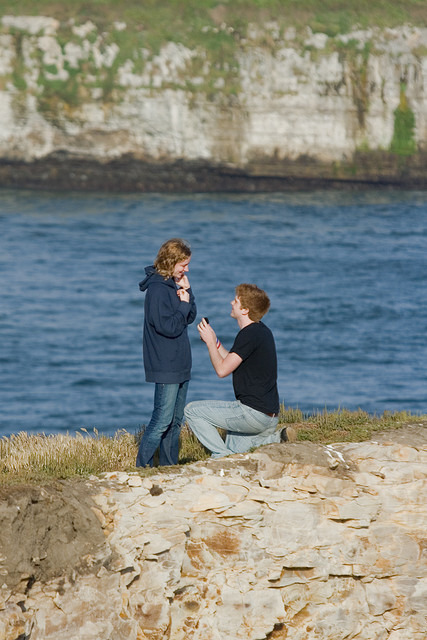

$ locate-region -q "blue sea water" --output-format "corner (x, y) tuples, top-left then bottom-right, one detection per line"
(0, 188), (426, 437)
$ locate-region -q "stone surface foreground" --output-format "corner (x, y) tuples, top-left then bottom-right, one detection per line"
(1, 434), (427, 639)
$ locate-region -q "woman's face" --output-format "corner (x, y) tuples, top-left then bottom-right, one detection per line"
(172, 257), (191, 280)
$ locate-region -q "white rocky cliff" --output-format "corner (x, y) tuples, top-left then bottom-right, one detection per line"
(0, 16), (427, 189)
(0, 427), (426, 639)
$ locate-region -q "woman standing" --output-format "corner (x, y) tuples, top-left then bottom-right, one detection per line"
(136, 238), (197, 467)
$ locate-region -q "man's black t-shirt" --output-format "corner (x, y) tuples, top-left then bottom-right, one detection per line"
(230, 321), (279, 415)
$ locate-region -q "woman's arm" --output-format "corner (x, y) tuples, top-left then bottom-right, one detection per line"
(176, 275), (197, 324)
(148, 285), (192, 337)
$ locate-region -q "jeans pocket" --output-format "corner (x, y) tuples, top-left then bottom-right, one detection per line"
(242, 406), (272, 430)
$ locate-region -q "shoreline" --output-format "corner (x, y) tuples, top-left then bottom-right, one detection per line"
(2, 153), (427, 193)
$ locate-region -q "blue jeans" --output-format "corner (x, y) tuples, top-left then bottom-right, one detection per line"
(184, 399), (280, 458)
(136, 381), (189, 467)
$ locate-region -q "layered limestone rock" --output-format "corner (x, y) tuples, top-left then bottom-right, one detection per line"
(0, 16), (427, 188)
(0, 429), (426, 639)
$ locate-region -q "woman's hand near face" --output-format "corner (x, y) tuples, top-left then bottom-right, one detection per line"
(175, 273), (190, 302)
(175, 274), (190, 290)
(177, 287), (190, 303)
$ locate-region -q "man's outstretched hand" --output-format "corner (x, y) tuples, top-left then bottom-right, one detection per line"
(197, 317), (216, 347)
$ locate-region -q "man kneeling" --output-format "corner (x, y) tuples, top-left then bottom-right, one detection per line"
(184, 284), (285, 458)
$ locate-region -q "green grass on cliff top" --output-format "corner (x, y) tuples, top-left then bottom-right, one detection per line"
(1, 408), (426, 485)
(2, 0), (427, 37)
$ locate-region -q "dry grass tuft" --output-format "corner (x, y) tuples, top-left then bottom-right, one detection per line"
(1, 407), (425, 484)
(278, 406), (425, 443)
(179, 424), (210, 464)
(0, 429), (138, 483)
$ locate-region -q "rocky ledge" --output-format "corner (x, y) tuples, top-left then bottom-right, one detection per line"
(1, 425), (427, 639)
(2, 151), (427, 193)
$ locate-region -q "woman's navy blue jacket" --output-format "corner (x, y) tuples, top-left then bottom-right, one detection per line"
(139, 266), (197, 383)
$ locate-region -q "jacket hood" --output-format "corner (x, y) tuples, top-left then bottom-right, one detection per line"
(139, 265), (175, 292)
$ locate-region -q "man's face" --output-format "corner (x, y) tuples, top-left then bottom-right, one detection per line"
(230, 295), (243, 319)
(173, 258), (191, 280)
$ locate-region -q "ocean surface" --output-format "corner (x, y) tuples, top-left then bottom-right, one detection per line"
(1, 188), (426, 437)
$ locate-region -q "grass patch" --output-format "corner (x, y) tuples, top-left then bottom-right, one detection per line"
(0, 428), (138, 484)
(179, 424), (211, 464)
(1, 408), (425, 485)
(390, 84), (417, 155)
(279, 406), (424, 443)
(2, 1), (427, 42)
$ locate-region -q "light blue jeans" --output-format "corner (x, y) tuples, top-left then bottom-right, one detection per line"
(184, 399), (280, 458)
(136, 381), (189, 467)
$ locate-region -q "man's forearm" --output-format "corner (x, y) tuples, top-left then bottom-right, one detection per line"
(206, 340), (225, 376)
(217, 342), (229, 359)
(206, 340), (242, 378)
(198, 318), (241, 377)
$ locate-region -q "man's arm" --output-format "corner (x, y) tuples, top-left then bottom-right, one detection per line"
(206, 343), (242, 378)
(198, 318), (242, 378)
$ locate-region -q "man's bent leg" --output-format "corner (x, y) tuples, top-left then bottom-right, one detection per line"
(225, 404), (280, 455)
(184, 400), (248, 458)
(184, 400), (277, 458)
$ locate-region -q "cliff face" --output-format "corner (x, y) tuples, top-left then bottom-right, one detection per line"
(1, 16), (427, 190)
(1, 427), (427, 639)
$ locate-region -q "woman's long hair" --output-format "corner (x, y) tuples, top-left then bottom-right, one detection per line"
(154, 238), (191, 278)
